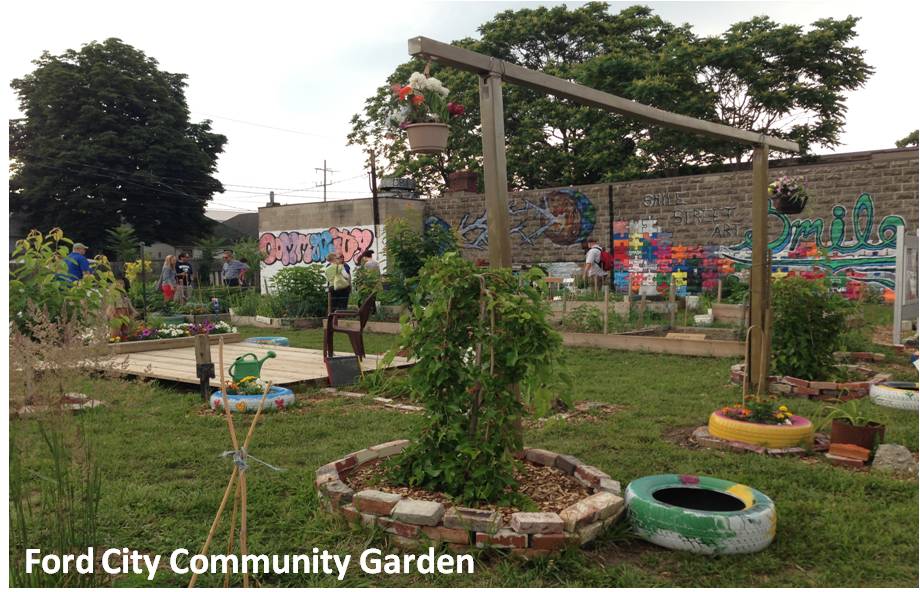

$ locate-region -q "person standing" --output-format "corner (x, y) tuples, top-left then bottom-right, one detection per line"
(359, 249), (380, 272)
(221, 249), (249, 288)
(582, 238), (607, 296)
(324, 252), (352, 311)
(63, 242), (93, 282)
(175, 252), (194, 303)
(156, 255), (178, 302)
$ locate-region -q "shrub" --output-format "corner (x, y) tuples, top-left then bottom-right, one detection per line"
(384, 217), (457, 307)
(270, 265), (326, 317)
(563, 304), (604, 333)
(771, 276), (850, 380)
(386, 253), (565, 504)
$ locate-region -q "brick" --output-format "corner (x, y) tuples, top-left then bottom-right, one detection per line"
(509, 512), (564, 534)
(315, 472), (338, 489)
(559, 492), (622, 532)
(524, 448), (559, 467)
(829, 443), (871, 461)
(574, 465), (609, 488)
(354, 448), (378, 464)
(354, 489), (402, 515)
(316, 462), (338, 477)
(792, 385), (820, 397)
(319, 480), (354, 507)
(368, 439), (410, 458)
(360, 513), (377, 528)
(511, 548), (551, 559)
(475, 528), (527, 549)
(554, 454), (584, 474)
(391, 499), (445, 526)
(443, 507), (501, 532)
(378, 517), (421, 537)
(870, 373), (893, 384)
(388, 534), (423, 549)
(512, 449), (527, 460)
(729, 441), (766, 454)
(340, 504), (360, 524)
(333, 455), (357, 473)
(421, 526), (470, 544)
(574, 520), (605, 545)
(768, 382), (793, 394)
(783, 376), (809, 388)
(531, 533), (570, 550)
(825, 453), (865, 468)
(810, 381), (839, 391)
(596, 478), (622, 496)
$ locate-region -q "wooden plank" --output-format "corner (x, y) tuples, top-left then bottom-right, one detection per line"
(479, 72), (513, 267)
(561, 332), (743, 358)
(408, 37), (799, 152)
(108, 332), (243, 354)
(749, 145), (769, 390)
(665, 333), (708, 341)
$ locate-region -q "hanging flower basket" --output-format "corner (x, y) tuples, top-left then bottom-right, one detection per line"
(768, 175), (809, 215)
(775, 194), (808, 215)
(405, 122), (450, 153)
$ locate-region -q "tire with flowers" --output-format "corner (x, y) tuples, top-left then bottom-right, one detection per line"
(210, 386), (295, 413)
(708, 408), (813, 448)
(869, 382), (919, 411)
(626, 474), (776, 555)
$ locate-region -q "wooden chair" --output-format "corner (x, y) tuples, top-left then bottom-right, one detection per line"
(323, 293), (376, 360)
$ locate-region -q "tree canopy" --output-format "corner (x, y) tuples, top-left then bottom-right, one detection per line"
(10, 38), (227, 245)
(348, 3), (872, 194)
(895, 130), (918, 148)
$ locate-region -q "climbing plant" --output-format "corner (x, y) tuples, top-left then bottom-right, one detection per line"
(386, 252), (565, 504)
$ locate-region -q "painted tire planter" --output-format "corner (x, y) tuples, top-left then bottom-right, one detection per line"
(708, 410), (813, 448)
(244, 336), (290, 347)
(210, 386), (295, 413)
(626, 474), (775, 555)
(869, 382), (919, 411)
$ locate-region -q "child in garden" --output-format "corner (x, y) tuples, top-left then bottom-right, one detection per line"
(156, 255), (178, 302)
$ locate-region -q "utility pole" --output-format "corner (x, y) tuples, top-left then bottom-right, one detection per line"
(315, 160), (337, 202)
(369, 150), (380, 256)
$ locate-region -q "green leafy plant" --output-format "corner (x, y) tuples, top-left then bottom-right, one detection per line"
(353, 266), (383, 307)
(817, 399), (884, 430)
(384, 217), (458, 307)
(771, 276), (850, 380)
(385, 253), (566, 504)
(10, 228), (119, 333)
(563, 304), (604, 333)
(195, 236), (228, 285)
(104, 223), (139, 263)
(270, 265), (326, 318)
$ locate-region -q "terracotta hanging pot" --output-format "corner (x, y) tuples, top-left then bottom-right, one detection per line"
(774, 194), (808, 215)
(405, 123), (449, 154)
(829, 419), (885, 450)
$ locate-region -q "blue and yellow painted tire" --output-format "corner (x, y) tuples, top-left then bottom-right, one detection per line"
(626, 474), (776, 555)
(244, 336), (290, 347)
(708, 411), (813, 448)
(210, 386), (295, 413)
(869, 382), (919, 411)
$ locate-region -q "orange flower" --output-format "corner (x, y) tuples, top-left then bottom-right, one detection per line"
(398, 86), (413, 100)
(411, 94), (424, 106)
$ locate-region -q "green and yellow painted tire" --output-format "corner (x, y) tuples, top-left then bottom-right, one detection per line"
(626, 474), (775, 555)
(869, 382), (919, 411)
(708, 411), (813, 448)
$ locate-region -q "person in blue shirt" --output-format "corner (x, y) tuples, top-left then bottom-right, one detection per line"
(64, 242), (93, 282)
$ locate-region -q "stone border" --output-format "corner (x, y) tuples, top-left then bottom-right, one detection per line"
(729, 362), (891, 400)
(314, 442), (625, 557)
(691, 425), (830, 456)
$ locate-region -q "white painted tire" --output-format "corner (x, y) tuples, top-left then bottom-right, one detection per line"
(869, 382), (919, 411)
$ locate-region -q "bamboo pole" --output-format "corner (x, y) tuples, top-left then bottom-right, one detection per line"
(188, 467), (238, 588)
(603, 285), (610, 335)
(223, 485), (240, 588)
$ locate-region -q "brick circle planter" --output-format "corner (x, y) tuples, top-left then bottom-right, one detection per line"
(729, 360), (890, 401)
(314, 442), (626, 556)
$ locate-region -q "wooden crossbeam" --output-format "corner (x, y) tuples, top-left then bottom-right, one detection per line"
(408, 36), (800, 152)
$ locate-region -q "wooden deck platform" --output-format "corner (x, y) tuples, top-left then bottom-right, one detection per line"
(104, 341), (412, 387)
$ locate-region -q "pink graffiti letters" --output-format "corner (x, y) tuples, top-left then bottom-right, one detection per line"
(259, 227), (374, 266)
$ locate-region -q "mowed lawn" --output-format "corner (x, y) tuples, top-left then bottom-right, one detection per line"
(10, 326), (918, 587)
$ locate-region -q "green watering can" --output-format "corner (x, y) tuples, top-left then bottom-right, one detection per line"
(229, 351), (277, 383)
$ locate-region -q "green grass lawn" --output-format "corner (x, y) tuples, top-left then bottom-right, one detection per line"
(9, 326), (918, 587)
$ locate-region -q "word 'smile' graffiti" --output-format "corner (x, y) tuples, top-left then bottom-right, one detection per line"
(259, 227), (374, 266)
(428, 189), (597, 249)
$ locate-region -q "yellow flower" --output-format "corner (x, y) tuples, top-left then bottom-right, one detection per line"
(778, 405), (788, 412)
(239, 376), (256, 383)
(235, 402), (247, 412)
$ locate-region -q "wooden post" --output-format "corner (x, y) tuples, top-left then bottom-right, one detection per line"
(479, 72), (512, 268)
(717, 279), (723, 303)
(639, 294), (646, 329)
(603, 284), (610, 335)
(749, 145), (770, 391)
(194, 334), (213, 402)
(668, 277), (676, 328)
(561, 286), (567, 325)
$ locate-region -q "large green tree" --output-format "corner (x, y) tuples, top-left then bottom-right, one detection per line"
(348, 3), (871, 192)
(10, 38), (227, 245)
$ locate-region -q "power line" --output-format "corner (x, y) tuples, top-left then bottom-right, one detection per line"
(194, 113), (336, 139)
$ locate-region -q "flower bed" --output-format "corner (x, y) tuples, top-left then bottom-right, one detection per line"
(729, 362), (891, 400)
(708, 408), (814, 448)
(315, 443), (625, 556)
(110, 320), (236, 343)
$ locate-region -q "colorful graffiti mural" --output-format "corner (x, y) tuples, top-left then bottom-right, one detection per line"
(613, 193), (906, 297)
(432, 189), (596, 250)
(259, 227), (374, 267)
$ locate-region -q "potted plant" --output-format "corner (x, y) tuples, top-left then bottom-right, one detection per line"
(818, 399), (886, 450)
(708, 398), (814, 448)
(768, 175), (809, 215)
(387, 71), (464, 153)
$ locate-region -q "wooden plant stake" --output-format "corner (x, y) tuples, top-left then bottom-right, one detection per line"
(189, 337), (272, 589)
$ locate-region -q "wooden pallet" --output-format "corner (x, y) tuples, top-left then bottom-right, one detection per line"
(104, 341), (411, 387)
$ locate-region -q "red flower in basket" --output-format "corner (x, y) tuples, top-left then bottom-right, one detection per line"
(447, 102), (465, 117)
(411, 94), (425, 106)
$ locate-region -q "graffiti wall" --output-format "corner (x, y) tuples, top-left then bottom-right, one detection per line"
(258, 225), (383, 290)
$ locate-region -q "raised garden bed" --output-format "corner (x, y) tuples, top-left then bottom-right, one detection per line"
(315, 442), (625, 556)
(729, 361), (891, 400)
(229, 310), (323, 329)
(185, 313), (231, 324)
(107, 332), (243, 354)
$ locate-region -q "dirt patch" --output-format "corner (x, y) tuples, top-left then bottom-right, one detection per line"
(525, 401), (626, 429)
(661, 425), (701, 449)
(343, 458), (592, 524)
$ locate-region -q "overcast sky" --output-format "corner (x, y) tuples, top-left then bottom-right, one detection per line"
(5, 1), (918, 214)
